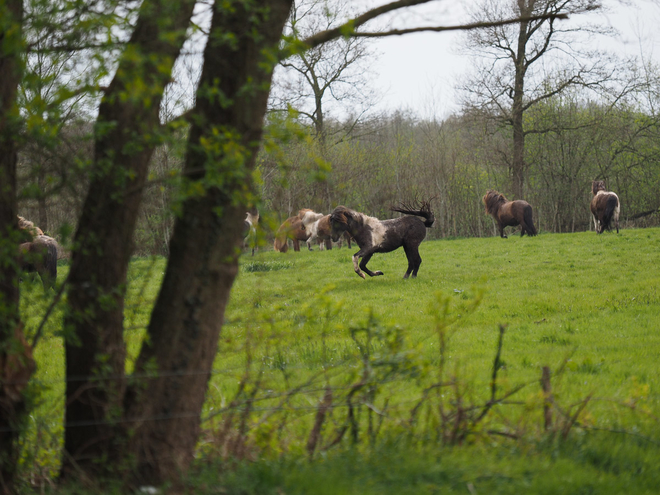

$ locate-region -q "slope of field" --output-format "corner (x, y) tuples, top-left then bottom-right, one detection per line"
(227, 228), (660, 401)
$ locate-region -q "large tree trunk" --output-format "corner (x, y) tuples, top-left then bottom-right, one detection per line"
(61, 0), (196, 476)
(122, 0), (293, 485)
(0, 1), (33, 491)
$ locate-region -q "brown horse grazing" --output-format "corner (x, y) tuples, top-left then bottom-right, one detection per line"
(19, 235), (58, 290)
(590, 180), (620, 234)
(329, 201), (435, 279)
(482, 190), (537, 238)
(273, 215), (309, 253)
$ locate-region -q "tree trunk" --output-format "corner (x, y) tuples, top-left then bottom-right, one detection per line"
(122, 0), (293, 485)
(0, 1), (33, 491)
(61, 0), (196, 477)
(511, 1), (531, 199)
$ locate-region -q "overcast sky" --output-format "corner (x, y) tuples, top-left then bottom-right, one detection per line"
(364, 0), (660, 119)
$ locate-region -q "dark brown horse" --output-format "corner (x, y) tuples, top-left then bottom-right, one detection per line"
(273, 213), (309, 253)
(590, 180), (620, 234)
(329, 201), (435, 279)
(482, 190), (537, 238)
(19, 235), (58, 290)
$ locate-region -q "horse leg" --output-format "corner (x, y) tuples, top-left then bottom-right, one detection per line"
(498, 222), (507, 239)
(615, 210), (619, 233)
(352, 250), (367, 279)
(403, 244), (422, 278)
(358, 249), (383, 277)
(324, 238), (332, 250)
(293, 239), (301, 251)
(344, 232), (352, 249)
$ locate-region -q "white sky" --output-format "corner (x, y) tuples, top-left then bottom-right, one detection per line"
(364, 0), (660, 118)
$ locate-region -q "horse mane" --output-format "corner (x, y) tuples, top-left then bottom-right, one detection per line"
(298, 208), (314, 220)
(300, 209), (324, 227)
(329, 206), (358, 228)
(592, 180), (606, 195)
(482, 190), (508, 215)
(17, 215), (44, 238)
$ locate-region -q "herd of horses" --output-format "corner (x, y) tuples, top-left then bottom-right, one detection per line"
(246, 180), (620, 279)
(14, 180), (619, 289)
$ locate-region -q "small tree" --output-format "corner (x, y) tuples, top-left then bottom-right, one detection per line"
(271, 0), (378, 144)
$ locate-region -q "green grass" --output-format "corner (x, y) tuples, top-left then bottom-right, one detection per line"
(20, 227), (660, 492)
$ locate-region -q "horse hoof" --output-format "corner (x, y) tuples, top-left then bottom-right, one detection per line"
(374, 271), (384, 276)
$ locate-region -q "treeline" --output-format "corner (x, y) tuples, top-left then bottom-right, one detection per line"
(261, 96), (660, 239)
(18, 96), (660, 255)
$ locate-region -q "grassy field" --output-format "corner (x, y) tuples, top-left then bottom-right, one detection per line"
(21, 227), (660, 493)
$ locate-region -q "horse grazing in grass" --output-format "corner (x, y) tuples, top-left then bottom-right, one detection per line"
(482, 190), (537, 238)
(329, 200), (435, 279)
(243, 210), (259, 256)
(274, 212), (310, 253)
(19, 235), (58, 290)
(590, 180), (620, 234)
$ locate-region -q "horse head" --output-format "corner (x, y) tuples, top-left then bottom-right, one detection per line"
(329, 206), (354, 242)
(482, 190), (507, 215)
(591, 180), (606, 196)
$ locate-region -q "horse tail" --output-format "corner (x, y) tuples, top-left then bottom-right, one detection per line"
(391, 201), (435, 228)
(273, 236), (288, 253)
(602, 194), (618, 231)
(523, 205), (537, 236)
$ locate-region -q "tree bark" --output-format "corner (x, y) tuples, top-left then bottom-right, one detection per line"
(0, 1), (33, 491)
(122, 0), (293, 485)
(61, 0), (196, 476)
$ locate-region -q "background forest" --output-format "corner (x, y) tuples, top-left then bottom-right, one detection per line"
(20, 92), (660, 255)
